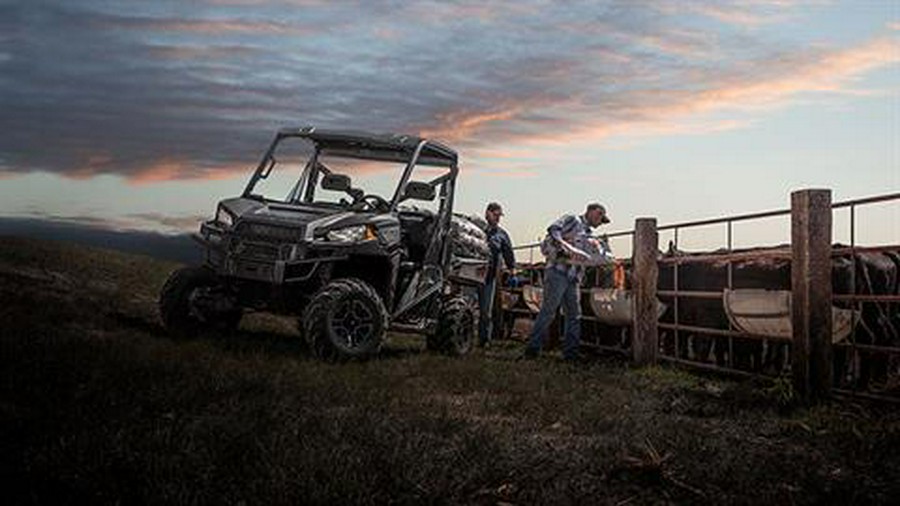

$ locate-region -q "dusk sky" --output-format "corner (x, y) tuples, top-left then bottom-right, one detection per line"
(1, 0), (898, 256)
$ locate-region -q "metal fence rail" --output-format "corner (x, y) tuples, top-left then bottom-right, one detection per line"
(496, 189), (899, 405)
(829, 192), (900, 403)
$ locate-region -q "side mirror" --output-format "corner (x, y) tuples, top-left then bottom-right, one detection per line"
(403, 181), (436, 201)
(322, 173), (351, 192)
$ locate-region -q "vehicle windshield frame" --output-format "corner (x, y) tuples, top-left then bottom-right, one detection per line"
(242, 131), (458, 212)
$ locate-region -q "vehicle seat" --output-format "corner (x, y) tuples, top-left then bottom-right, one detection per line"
(398, 210), (435, 264)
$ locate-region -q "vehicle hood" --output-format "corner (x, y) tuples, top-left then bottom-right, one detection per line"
(221, 197), (331, 224)
(219, 197), (396, 239)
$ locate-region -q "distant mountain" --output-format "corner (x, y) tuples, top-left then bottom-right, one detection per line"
(0, 217), (201, 264)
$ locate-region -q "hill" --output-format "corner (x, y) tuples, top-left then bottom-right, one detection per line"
(0, 217), (200, 263)
(1, 236), (899, 504)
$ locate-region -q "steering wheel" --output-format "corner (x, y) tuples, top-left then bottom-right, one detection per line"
(354, 194), (391, 212)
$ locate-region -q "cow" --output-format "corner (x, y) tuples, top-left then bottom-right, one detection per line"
(657, 246), (790, 372)
(831, 249), (900, 389)
(657, 244), (899, 390)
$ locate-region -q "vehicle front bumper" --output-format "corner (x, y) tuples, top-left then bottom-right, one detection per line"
(194, 221), (353, 284)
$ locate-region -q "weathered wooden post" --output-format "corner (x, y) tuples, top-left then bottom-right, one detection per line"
(632, 218), (659, 366)
(791, 189), (833, 404)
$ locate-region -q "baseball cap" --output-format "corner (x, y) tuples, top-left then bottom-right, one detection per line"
(587, 202), (610, 224)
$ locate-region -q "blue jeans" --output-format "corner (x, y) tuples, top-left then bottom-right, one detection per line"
(479, 275), (497, 345)
(527, 267), (581, 359)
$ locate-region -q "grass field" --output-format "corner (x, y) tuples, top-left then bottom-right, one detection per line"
(2, 236), (899, 505)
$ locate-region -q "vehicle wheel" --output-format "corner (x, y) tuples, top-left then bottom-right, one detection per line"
(159, 266), (241, 338)
(428, 296), (476, 356)
(302, 278), (388, 361)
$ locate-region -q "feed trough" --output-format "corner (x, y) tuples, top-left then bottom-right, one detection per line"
(588, 288), (666, 326)
(723, 289), (858, 343)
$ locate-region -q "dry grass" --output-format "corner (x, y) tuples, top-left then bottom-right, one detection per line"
(2, 236), (899, 505)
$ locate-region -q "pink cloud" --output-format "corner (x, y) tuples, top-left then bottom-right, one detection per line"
(659, 0), (820, 28)
(565, 37), (897, 141)
(559, 21), (719, 59)
(16, 2), (893, 186)
(430, 34), (899, 151)
(407, 3), (541, 25)
(61, 156), (249, 184)
(126, 160), (248, 184)
(691, 5), (780, 27)
(692, 36), (898, 106)
(147, 44), (260, 60)
(98, 16), (318, 36)
(419, 105), (525, 142)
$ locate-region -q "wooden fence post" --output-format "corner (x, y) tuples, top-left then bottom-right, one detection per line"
(633, 218), (659, 366)
(791, 189), (833, 404)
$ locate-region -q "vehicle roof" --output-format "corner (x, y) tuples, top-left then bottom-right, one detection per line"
(277, 127), (457, 167)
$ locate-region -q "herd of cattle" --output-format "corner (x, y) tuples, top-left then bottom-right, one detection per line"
(500, 245), (900, 392)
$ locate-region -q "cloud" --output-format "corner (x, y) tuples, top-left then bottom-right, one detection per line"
(656, 0), (825, 28)
(93, 14), (320, 36)
(125, 159), (249, 184)
(420, 105), (526, 142)
(428, 34), (899, 148)
(470, 169), (540, 179)
(0, 0), (896, 183)
(147, 44), (265, 61)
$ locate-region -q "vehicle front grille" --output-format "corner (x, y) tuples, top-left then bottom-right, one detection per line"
(235, 242), (280, 261)
(235, 221), (305, 242)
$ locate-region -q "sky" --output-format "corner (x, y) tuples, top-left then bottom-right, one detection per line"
(0, 0), (898, 258)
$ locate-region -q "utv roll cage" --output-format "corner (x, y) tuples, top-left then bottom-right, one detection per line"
(242, 127), (458, 211)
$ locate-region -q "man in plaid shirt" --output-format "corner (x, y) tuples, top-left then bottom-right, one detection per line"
(524, 203), (611, 361)
(480, 202), (516, 347)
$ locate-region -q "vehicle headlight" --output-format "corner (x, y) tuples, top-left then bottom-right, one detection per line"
(326, 224), (377, 243)
(216, 207), (234, 227)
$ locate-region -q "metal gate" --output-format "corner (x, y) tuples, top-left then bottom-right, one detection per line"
(497, 189), (900, 404)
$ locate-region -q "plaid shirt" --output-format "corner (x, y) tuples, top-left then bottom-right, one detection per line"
(546, 213), (593, 282)
(485, 225), (515, 282)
